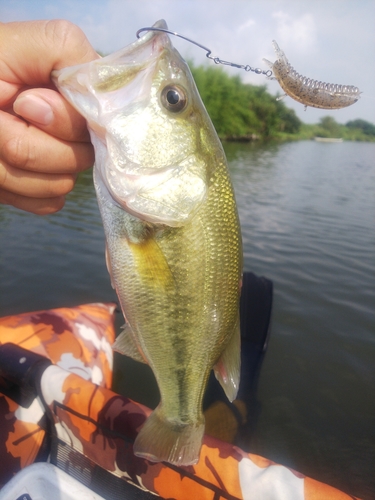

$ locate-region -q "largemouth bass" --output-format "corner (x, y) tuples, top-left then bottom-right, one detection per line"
(53, 19), (242, 466)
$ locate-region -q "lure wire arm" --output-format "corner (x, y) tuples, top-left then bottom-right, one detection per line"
(136, 27), (273, 78)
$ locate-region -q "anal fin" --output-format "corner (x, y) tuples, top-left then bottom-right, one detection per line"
(213, 315), (241, 402)
(113, 323), (147, 364)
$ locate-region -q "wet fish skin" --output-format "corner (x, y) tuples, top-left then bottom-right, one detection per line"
(53, 20), (242, 466)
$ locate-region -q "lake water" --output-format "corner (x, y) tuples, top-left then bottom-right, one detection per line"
(1, 140), (374, 499)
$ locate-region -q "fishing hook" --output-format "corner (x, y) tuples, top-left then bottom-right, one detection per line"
(136, 26), (273, 78)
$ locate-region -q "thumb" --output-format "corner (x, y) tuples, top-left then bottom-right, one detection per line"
(13, 88), (90, 142)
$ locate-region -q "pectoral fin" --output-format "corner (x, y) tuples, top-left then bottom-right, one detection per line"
(113, 324), (147, 364)
(129, 237), (174, 289)
(213, 316), (241, 402)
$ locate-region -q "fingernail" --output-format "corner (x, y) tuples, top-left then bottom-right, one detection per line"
(14, 94), (54, 126)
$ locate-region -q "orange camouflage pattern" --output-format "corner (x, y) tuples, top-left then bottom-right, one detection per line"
(0, 303), (116, 485)
(41, 366), (361, 500)
(0, 305), (361, 499)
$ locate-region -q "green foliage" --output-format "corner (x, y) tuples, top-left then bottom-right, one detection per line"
(189, 63), (301, 139)
(310, 116), (375, 142)
(345, 119), (375, 136)
(317, 116), (342, 136)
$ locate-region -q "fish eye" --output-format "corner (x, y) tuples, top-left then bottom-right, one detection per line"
(160, 85), (187, 113)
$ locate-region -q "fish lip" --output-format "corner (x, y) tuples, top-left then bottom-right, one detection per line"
(100, 19), (171, 67)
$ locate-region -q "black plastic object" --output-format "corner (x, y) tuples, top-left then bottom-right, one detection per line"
(238, 271), (273, 398)
(0, 343), (51, 408)
(203, 271), (273, 447)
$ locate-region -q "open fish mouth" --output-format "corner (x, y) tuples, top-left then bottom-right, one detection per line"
(52, 20), (208, 226)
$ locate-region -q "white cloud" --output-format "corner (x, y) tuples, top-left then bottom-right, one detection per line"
(272, 10), (316, 52)
(238, 18), (256, 33)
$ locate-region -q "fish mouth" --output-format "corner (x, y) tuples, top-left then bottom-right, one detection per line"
(51, 19), (173, 125)
(54, 18), (207, 227)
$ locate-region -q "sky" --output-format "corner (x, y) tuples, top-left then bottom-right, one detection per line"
(1, 0), (375, 125)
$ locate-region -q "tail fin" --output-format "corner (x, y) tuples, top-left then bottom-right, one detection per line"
(133, 406), (205, 466)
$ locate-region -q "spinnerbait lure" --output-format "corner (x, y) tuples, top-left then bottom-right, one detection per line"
(263, 40), (361, 110)
(137, 27), (360, 110)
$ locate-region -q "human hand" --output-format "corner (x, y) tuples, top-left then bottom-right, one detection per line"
(0, 20), (99, 214)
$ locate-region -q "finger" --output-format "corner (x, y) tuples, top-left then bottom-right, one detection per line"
(0, 160), (77, 199)
(0, 20), (99, 86)
(0, 111), (94, 174)
(0, 189), (66, 215)
(13, 88), (91, 142)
